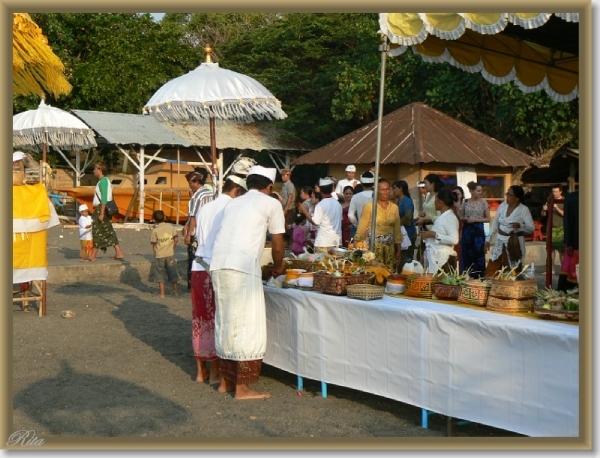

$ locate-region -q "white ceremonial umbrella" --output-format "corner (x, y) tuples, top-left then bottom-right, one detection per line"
(13, 99), (97, 186)
(143, 45), (287, 194)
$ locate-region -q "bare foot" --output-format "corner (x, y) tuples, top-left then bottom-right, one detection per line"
(159, 294), (165, 298)
(218, 379), (235, 393)
(234, 384), (270, 400)
(196, 361), (209, 383)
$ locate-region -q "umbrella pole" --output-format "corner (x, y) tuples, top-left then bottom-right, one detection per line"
(139, 146), (145, 224)
(42, 140), (47, 187)
(370, 35), (389, 252)
(209, 117), (219, 194)
(75, 150), (81, 187)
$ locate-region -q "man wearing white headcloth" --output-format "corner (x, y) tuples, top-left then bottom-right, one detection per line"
(298, 177), (342, 252)
(190, 175), (247, 387)
(210, 166), (286, 400)
(335, 164), (359, 199)
(348, 170), (375, 229)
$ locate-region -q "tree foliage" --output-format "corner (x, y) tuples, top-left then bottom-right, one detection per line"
(13, 13), (578, 165)
(14, 13), (198, 115)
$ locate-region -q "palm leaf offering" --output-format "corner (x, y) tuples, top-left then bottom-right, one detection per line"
(535, 287), (579, 311)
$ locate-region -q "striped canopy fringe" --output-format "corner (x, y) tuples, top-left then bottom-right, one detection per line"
(13, 127), (97, 152)
(144, 99), (287, 126)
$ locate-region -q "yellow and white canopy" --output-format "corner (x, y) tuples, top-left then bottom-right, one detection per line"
(379, 13), (579, 102)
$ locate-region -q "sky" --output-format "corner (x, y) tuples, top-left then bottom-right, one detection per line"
(150, 13), (165, 21)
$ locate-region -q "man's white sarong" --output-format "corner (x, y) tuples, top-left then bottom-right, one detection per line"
(212, 269), (267, 361)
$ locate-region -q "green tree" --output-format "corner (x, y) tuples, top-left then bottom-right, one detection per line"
(217, 13), (381, 147)
(15, 13), (198, 114)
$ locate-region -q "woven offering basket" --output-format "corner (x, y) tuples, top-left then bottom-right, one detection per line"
(313, 272), (375, 296)
(488, 279), (538, 300)
(458, 280), (492, 306)
(432, 283), (462, 300)
(486, 296), (535, 313)
(404, 274), (438, 299)
(347, 284), (385, 301)
(286, 259), (315, 272)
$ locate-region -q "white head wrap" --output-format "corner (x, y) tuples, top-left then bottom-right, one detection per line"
(247, 165), (277, 183)
(13, 151), (26, 162)
(227, 175), (247, 190)
(360, 172), (375, 184)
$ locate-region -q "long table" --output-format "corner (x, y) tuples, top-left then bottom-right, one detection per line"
(263, 286), (579, 437)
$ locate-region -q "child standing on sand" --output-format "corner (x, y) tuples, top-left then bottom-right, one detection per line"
(78, 204), (93, 260)
(150, 210), (179, 298)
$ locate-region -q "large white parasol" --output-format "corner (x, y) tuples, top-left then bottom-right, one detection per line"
(143, 45), (287, 193)
(13, 99), (97, 186)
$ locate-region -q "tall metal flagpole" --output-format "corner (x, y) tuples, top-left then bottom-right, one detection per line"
(369, 35), (389, 251)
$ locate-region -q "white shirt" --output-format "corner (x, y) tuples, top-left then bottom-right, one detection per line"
(335, 178), (360, 199)
(192, 194), (233, 272)
(488, 202), (535, 266)
(312, 195), (342, 247)
(348, 190), (373, 226)
(78, 215), (93, 240)
(424, 209), (459, 273)
(210, 189), (286, 277)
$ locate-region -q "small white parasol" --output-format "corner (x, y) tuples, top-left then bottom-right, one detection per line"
(13, 99), (97, 186)
(144, 45), (287, 192)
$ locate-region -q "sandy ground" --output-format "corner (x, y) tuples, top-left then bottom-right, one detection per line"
(11, 225), (528, 445)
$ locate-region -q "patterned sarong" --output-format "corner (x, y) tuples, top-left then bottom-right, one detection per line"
(91, 206), (119, 251)
(191, 271), (217, 361)
(219, 359), (263, 385)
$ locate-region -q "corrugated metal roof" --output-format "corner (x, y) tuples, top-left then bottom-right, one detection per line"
(521, 147), (579, 184)
(71, 110), (312, 151)
(71, 110), (190, 146)
(293, 102), (533, 167)
(165, 120), (313, 151)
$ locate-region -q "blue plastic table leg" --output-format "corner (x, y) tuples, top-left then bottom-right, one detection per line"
(297, 375), (303, 391)
(422, 409), (429, 428)
(321, 381), (328, 398)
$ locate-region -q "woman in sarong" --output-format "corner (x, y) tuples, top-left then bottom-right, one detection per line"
(421, 189), (459, 273)
(85, 161), (124, 261)
(460, 182), (490, 278)
(355, 178), (403, 271)
(485, 185), (534, 277)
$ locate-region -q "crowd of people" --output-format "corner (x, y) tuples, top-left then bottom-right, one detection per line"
(74, 159), (579, 400)
(275, 166), (579, 287)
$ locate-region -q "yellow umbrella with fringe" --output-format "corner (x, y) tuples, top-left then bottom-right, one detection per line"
(13, 13), (72, 98)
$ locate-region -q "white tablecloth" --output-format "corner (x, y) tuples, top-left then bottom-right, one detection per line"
(263, 287), (579, 437)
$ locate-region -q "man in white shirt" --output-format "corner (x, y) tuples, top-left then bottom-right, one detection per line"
(299, 177), (342, 252)
(335, 164), (360, 198)
(190, 175), (247, 387)
(210, 166), (286, 400)
(348, 170), (375, 229)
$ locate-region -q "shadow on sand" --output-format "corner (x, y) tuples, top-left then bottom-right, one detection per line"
(14, 360), (189, 436)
